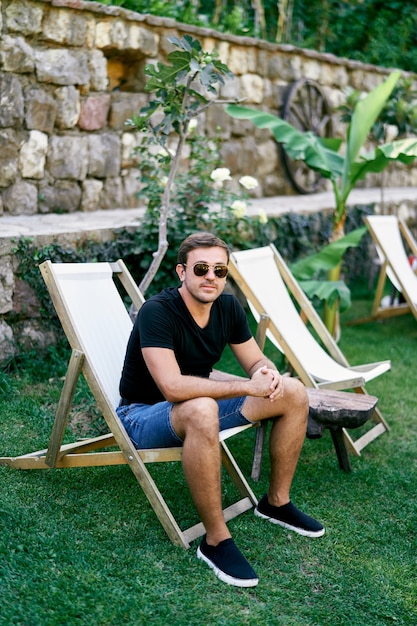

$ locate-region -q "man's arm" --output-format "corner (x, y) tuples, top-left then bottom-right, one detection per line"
(142, 345), (279, 403)
(230, 337), (285, 401)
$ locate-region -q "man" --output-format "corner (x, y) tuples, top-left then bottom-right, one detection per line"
(117, 232), (324, 588)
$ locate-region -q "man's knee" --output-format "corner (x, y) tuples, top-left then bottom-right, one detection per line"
(173, 397), (219, 438)
(284, 377), (309, 419)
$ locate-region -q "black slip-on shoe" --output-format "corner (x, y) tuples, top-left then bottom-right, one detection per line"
(197, 535), (259, 588)
(255, 495), (325, 538)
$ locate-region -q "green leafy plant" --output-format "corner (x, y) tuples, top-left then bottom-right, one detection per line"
(290, 226), (368, 311)
(338, 76), (417, 211)
(129, 127), (274, 298)
(127, 34), (236, 294)
(227, 71), (417, 332)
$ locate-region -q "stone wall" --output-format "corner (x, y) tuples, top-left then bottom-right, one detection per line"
(1, 0), (417, 366)
(1, 0), (417, 218)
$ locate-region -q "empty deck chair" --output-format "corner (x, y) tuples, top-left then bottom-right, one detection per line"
(353, 214), (417, 324)
(228, 244), (391, 460)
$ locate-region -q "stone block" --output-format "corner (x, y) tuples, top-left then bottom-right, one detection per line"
(227, 46), (249, 75)
(78, 94), (111, 131)
(81, 179), (103, 212)
(55, 85), (81, 129)
(88, 49), (108, 91)
(126, 25), (159, 56)
(5, 0), (43, 35)
(0, 255), (14, 314)
(24, 88), (57, 133)
(13, 320), (56, 354)
(42, 7), (90, 46)
(48, 135), (89, 180)
(0, 74), (24, 127)
(240, 74), (264, 104)
(122, 169), (142, 208)
(0, 320), (15, 364)
(96, 19), (127, 50)
(88, 133), (121, 178)
(256, 139), (279, 176)
(99, 177), (123, 210)
(0, 35), (35, 73)
(302, 59), (322, 82)
(205, 104), (232, 140)
(19, 130), (48, 179)
(270, 53), (302, 83)
(95, 21), (112, 49)
(121, 131), (143, 168)
(35, 48), (90, 86)
(0, 130), (19, 187)
(109, 93), (148, 130)
(219, 75), (240, 100)
(39, 180), (82, 213)
(2, 181), (38, 215)
(222, 135), (259, 176)
(11, 277), (42, 319)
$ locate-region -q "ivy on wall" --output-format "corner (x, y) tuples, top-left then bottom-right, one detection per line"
(13, 203), (375, 345)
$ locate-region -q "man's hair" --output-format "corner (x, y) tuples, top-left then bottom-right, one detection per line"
(177, 232), (230, 265)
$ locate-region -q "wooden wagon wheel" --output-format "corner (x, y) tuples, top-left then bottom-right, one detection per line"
(280, 77), (333, 194)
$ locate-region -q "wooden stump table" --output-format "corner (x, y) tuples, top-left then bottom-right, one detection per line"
(251, 387), (379, 479)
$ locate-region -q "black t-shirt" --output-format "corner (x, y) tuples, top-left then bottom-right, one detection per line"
(119, 287), (252, 405)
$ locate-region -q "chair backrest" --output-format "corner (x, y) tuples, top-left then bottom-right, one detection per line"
(366, 215), (417, 304)
(229, 246), (362, 384)
(42, 262), (141, 408)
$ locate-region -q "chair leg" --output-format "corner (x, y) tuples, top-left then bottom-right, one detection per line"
(251, 421), (269, 481)
(329, 428), (352, 472)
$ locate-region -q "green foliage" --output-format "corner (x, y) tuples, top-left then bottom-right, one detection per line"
(340, 78), (417, 144)
(130, 126), (273, 293)
(227, 71), (417, 233)
(127, 35), (233, 142)
(291, 226), (368, 310)
(84, 0), (417, 73)
(126, 34), (237, 292)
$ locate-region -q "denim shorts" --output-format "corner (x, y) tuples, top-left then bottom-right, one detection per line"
(115, 396), (253, 449)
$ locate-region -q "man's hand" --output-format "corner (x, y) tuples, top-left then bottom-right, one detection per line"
(249, 366), (284, 401)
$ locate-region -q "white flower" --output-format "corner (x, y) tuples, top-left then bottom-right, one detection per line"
(160, 176), (168, 187)
(186, 118), (198, 134)
(239, 175), (259, 190)
(210, 167), (232, 183)
(231, 200), (247, 218)
(258, 208), (268, 225)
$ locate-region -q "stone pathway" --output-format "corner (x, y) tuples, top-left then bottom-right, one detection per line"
(1, 187), (417, 239)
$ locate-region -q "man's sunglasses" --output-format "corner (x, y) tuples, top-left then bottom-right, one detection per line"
(183, 262), (228, 279)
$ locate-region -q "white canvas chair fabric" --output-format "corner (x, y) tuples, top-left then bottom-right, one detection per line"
(228, 244), (391, 456)
(364, 215), (417, 321)
(0, 260), (257, 549)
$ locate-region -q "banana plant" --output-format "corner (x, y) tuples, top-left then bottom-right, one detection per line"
(227, 70), (417, 333)
(290, 226), (368, 312)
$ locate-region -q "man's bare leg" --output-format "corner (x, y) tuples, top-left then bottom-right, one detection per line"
(243, 377), (324, 537)
(172, 396), (259, 587)
(171, 396), (231, 546)
(242, 376), (308, 505)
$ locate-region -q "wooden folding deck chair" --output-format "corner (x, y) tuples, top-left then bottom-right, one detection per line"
(351, 215), (417, 325)
(0, 260), (257, 549)
(228, 244), (391, 461)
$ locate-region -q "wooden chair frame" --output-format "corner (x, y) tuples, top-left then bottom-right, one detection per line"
(0, 259), (257, 549)
(351, 215), (417, 325)
(228, 244), (391, 459)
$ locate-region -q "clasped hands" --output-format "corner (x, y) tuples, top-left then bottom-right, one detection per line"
(249, 365), (284, 401)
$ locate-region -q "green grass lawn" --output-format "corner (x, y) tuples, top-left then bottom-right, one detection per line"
(1, 301), (416, 626)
